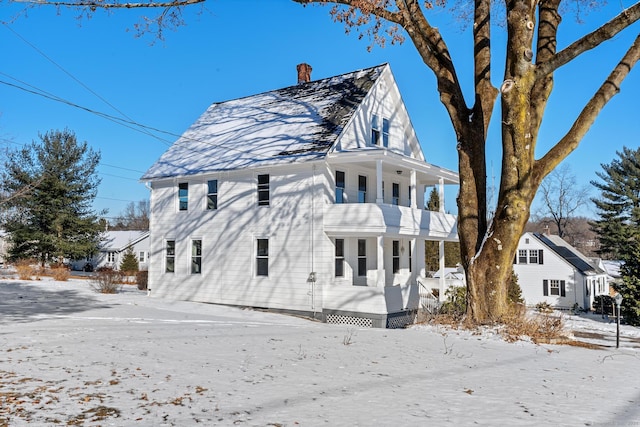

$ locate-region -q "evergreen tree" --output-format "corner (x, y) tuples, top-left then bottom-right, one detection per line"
(590, 147), (640, 259)
(1, 129), (103, 265)
(591, 147), (640, 326)
(425, 187), (461, 271)
(119, 245), (139, 275)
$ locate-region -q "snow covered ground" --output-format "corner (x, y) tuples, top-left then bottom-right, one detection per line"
(1, 277), (639, 426)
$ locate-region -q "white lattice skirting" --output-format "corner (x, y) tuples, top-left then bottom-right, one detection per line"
(325, 314), (374, 328)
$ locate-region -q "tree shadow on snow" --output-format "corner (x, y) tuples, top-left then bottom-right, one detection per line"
(0, 281), (112, 324)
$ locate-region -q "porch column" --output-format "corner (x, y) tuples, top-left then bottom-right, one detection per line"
(376, 160), (384, 204)
(439, 240), (445, 298)
(376, 235), (384, 287)
(438, 177), (445, 213)
(410, 238), (417, 281)
(410, 169), (417, 209)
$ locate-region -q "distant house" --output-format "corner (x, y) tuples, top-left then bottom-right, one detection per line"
(71, 230), (150, 272)
(513, 232), (609, 310)
(141, 63), (460, 328)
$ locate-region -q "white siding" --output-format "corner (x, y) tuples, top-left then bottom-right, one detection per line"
(513, 234), (584, 309)
(149, 164), (330, 312)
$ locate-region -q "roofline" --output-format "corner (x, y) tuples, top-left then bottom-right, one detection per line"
(527, 232), (604, 275)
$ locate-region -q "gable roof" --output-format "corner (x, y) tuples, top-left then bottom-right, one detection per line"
(532, 233), (605, 275)
(100, 230), (149, 252)
(142, 64), (388, 180)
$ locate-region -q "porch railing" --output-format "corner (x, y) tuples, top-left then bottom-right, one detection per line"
(418, 279), (441, 314)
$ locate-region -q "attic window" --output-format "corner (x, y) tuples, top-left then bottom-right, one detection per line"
(372, 115), (390, 147)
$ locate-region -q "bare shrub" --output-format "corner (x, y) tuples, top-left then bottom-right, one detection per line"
(15, 259), (37, 280)
(91, 269), (123, 294)
(501, 311), (566, 343)
(136, 270), (148, 291)
(51, 267), (70, 281)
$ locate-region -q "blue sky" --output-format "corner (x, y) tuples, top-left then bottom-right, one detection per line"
(1, 0), (638, 219)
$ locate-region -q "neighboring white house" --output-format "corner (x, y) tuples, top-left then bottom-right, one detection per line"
(513, 232), (609, 310)
(141, 63), (459, 328)
(71, 230), (150, 272)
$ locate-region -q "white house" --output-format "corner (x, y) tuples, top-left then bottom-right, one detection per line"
(141, 63), (459, 328)
(71, 230), (150, 272)
(513, 232), (609, 311)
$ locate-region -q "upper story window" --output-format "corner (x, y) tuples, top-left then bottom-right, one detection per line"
(336, 171), (345, 204)
(371, 115), (390, 147)
(392, 183), (400, 205)
(107, 252), (116, 263)
(358, 175), (367, 203)
(257, 174), (270, 207)
(518, 249), (528, 264)
(516, 249), (544, 264)
(207, 179), (218, 210)
(139, 251), (145, 263)
(178, 183), (188, 211)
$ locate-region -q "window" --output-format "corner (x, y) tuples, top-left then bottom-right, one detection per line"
(335, 239), (345, 277)
(358, 175), (367, 203)
(371, 114), (381, 145)
(529, 249), (538, 264)
(408, 185), (412, 207)
(191, 240), (202, 274)
(382, 118), (390, 147)
(139, 251), (145, 263)
(207, 179), (218, 210)
(107, 252), (116, 263)
(392, 240), (400, 274)
(258, 174), (270, 206)
(336, 171), (345, 204)
(165, 240), (175, 273)
(408, 242), (412, 273)
(256, 239), (269, 276)
(392, 183), (400, 205)
(543, 279), (566, 297)
(518, 249), (528, 264)
(357, 239), (367, 277)
(178, 183), (188, 211)
(371, 115), (390, 147)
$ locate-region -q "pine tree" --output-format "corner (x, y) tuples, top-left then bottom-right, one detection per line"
(1, 129), (103, 265)
(424, 187), (461, 271)
(119, 245), (139, 275)
(591, 147), (640, 326)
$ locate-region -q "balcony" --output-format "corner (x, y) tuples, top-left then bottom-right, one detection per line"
(323, 203), (458, 239)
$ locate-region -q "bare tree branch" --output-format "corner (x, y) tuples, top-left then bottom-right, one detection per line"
(12, 0), (205, 9)
(535, 33), (640, 180)
(536, 2), (640, 79)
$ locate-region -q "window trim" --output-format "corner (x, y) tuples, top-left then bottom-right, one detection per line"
(256, 238), (269, 276)
(206, 179), (218, 210)
(178, 182), (188, 211)
(392, 240), (400, 274)
(191, 239), (202, 275)
(335, 238), (345, 277)
(257, 174), (270, 207)
(357, 239), (367, 277)
(358, 175), (367, 203)
(335, 171), (345, 204)
(165, 240), (176, 273)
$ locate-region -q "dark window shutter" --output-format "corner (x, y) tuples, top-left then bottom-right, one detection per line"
(514, 255), (517, 265)
(539, 250), (544, 265)
(560, 280), (566, 297)
(543, 280), (549, 296)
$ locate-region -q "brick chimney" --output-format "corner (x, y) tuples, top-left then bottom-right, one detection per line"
(297, 63), (312, 84)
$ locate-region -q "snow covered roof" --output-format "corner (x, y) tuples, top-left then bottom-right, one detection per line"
(99, 230), (149, 252)
(533, 233), (605, 275)
(142, 64), (387, 180)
